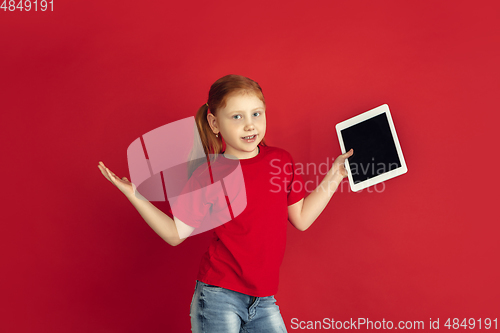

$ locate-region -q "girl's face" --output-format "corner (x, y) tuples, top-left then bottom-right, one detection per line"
(209, 92), (266, 159)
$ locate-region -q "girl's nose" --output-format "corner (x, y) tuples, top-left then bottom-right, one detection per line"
(244, 119), (255, 131)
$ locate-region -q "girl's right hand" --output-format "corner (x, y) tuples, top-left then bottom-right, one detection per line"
(98, 161), (135, 198)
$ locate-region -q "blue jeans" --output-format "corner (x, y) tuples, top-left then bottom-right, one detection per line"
(190, 280), (288, 333)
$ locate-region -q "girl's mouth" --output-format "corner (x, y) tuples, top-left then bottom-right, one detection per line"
(242, 134), (257, 142)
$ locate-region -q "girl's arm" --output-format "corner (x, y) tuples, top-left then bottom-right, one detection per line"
(98, 162), (194, 246)
(288, 149), (353, 231)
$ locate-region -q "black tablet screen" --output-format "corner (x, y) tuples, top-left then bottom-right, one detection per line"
(340, 113), (401, 184)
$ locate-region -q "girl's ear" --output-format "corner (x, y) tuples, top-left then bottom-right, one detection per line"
(207, 113), (219, 135)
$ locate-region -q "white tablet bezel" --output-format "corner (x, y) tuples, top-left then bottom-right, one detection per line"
(335, 104), (408, 192)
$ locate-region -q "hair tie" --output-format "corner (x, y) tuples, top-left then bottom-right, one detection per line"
(205, 102), (209, 108)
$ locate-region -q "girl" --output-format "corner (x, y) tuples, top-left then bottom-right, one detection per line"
(98, 74), (353, 332)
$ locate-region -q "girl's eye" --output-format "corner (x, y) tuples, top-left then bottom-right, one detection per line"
(253, 112), (261, 117)
(233, 115), (241, 120)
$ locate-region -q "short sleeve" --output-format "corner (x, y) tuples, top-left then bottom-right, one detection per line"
(169, 174), (210, 228)
(169, 163), (233, 232)
(285, 153), (305, 206)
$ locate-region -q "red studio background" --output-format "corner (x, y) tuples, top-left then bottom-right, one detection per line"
(1, 1), (499, 332)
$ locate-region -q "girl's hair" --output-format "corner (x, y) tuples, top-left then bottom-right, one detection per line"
(189, 75), (267, 177)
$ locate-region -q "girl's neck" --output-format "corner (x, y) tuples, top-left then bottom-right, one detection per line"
(223, 146), (260, 160)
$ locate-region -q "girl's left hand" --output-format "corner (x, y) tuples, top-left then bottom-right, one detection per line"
(331, 149), (354, 179)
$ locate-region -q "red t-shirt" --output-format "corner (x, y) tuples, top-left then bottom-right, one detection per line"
(173, 145), (305, 297)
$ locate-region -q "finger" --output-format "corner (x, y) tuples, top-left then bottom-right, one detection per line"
(340, 166), (348, 178)
(98, 165), (111, 180)
(106, 168), (116, 183)
(343, 149), (354, 157)
(106, 167), (117, 178)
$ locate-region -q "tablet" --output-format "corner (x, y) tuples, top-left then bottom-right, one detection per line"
(335, 104), (407, 192)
